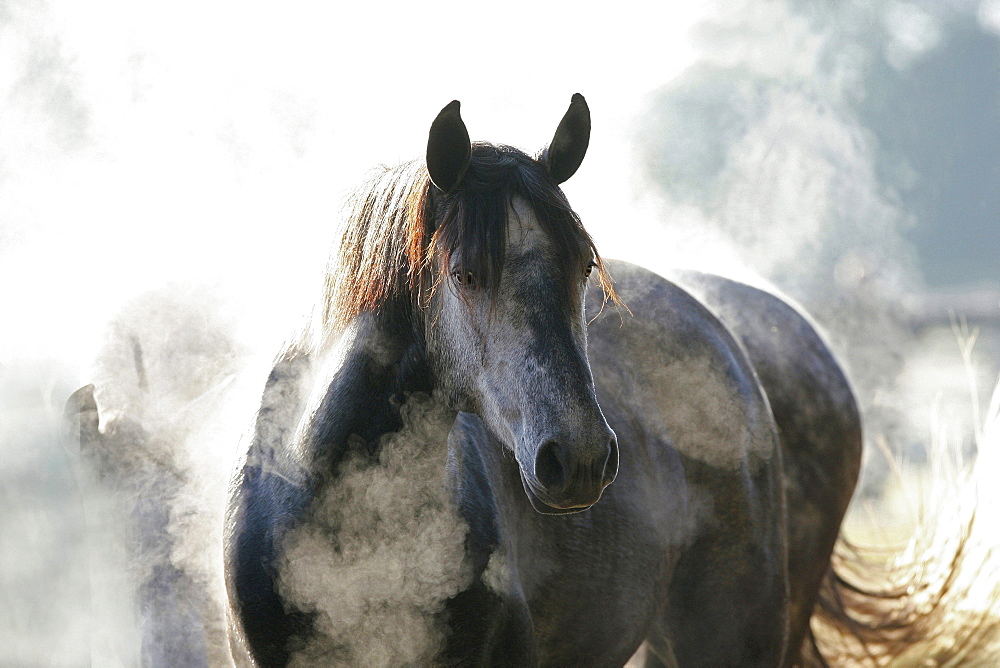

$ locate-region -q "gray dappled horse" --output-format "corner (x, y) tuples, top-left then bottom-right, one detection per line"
(224, 95), (861, 666)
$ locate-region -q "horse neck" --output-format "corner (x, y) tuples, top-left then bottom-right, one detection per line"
(306, 304), (450, 474)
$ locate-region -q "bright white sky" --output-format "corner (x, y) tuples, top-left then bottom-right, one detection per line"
(0, 1), (707, 377)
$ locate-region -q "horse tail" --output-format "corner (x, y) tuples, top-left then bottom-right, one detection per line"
(804, 383), (1000, 666)
(805, 535), (998, 665)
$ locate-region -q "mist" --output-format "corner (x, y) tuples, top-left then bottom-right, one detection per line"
(2, 0), (998, 664)
(634, 0), (1000, 491)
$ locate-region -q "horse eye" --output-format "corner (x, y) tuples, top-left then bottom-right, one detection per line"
(453, 270), (475, 287)
(585, 261), (597, 278)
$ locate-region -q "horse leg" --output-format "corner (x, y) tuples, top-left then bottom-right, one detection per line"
(639, 623), (679, 668)
(659, 459), (790, 667)
(439, 580), (536, 666)
(661, 541), (789, 666)
(642, 652), (677, 668)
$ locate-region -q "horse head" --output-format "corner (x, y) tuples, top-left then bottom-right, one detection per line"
(420, 96), (618, 514)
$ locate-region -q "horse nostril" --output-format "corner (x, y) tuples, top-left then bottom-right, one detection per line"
(534, 440), (567, 492)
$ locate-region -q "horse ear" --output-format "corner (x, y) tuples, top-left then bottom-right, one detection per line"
(427, 100), (471, 193)
(543, 93), (591, 184)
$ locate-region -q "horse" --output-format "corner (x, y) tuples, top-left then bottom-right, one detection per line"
(223, 94), (862, 666)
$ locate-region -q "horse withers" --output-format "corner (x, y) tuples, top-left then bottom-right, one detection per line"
(224, 95), (861, 666)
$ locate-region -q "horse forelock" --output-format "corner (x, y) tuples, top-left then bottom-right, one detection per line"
(321, 143), (617, 335)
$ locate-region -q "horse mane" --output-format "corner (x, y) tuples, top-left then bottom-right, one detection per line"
(322, 143), (616, 334)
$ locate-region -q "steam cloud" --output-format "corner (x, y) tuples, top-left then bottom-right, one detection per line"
(277, 393), (472, 666)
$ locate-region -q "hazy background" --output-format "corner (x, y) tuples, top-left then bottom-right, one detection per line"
(2, 0), (998, 664)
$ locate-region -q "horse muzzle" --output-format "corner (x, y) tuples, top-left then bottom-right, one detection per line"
(519, 431), (619, 515)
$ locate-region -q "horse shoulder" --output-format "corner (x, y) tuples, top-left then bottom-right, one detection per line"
(590, 260), (781, 476)
(668, 269), (862, 662)
(588, 259), (790, 665)
(666, 269), (862, 504)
